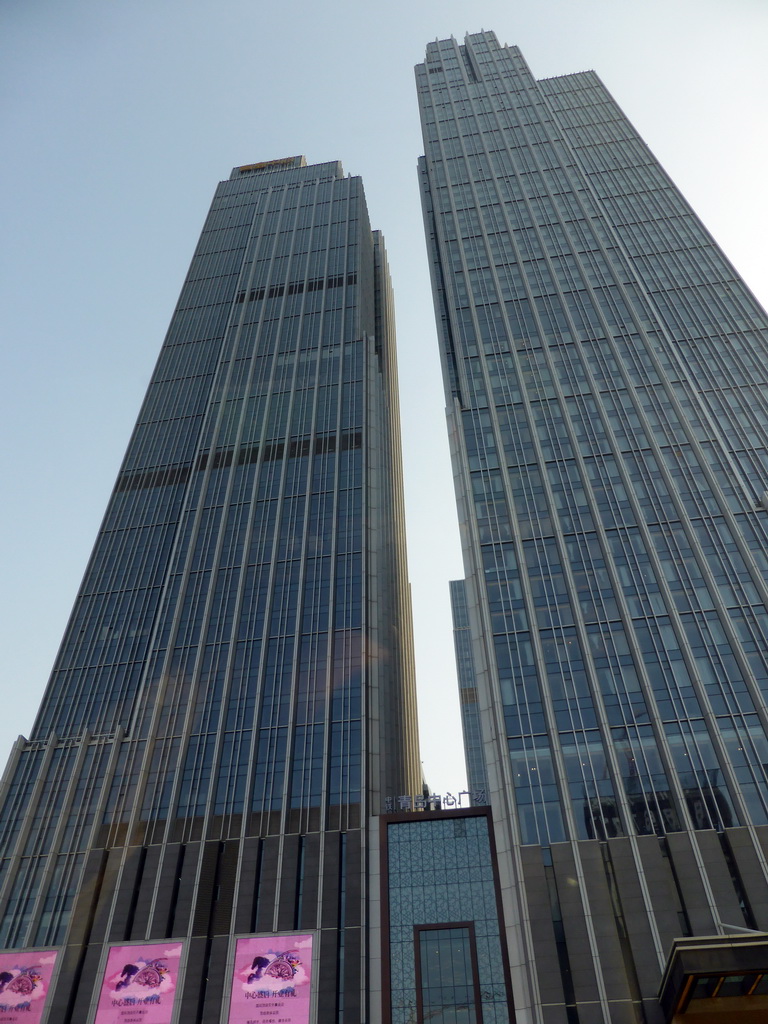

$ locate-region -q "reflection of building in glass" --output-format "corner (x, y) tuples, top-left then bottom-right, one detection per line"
(0, 157), (420, 1020)
(418, 31), (768, 1022)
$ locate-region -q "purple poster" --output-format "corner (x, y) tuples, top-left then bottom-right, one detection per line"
(94, 942), (183, 1024)
(0, 949), (58, 1023)
(227, 934), (313, 1024)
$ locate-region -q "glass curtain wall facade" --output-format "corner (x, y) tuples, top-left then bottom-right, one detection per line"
(382, 809), (513, 1024)
(0, 156), (420, 1022)
(417, 32), (768, 1024)
(450, 579), (489, 801)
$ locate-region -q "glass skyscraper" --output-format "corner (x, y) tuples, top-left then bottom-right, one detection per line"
(418, 32), (768, 1023)
(0, 156), (420, 1023)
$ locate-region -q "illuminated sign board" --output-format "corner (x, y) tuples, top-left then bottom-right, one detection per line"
(93, 942), (183, 1024)
(0, 949), (58, 1023)
(226, 933), (314, 1024)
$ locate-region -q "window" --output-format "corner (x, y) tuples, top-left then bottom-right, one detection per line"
(415, 924), (481, 1024)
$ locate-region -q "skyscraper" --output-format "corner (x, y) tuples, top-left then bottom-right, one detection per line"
(0, 156), (420, 1023)
(418, 32), (768, 1023)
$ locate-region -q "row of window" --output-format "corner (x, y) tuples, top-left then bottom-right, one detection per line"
(235, 271), (357, 304)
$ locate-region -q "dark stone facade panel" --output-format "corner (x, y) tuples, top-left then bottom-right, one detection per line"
(192, 840), (221, 936)
(345, 829), (363, 928)
(234, 836), (261, 933)
(149, 841), (182, 939)
(573, 1001), (607, 1024)
(130, 844), (162, 937)
(45, 944), (84, 1024)
(211, 840), (239, 935)
(634, 836), (685, 954)
(201, 932), (230, 1023)
(519, 846), (568, 1007)
(321, 833), (341, 929)
(69, 847), (108, 945)
(607, 838), (665, 999)
(727, 826), (768, 928)
(695, 829), (745, 929)
(593, 1001), (639, 1024)
(551, 844), (600, 1004)
(178, 934), (208, 1022)
(68, 942), (103, 1024)
(173, 840), (201, 936)
(276, 834), (300, 932)
(317, 926), (339, 1024)
(642, 995), (666, 1024)
(108, 843), (144, 937)
(255, 835), (281, 933)
(343, 923), (362, 1020)
(578, 842), (634, 1003)
(299, 831), (322, 930)
(91, 847), (124, 943)
(666, 833), (717, 934)
(541, 1004), (569, 1024)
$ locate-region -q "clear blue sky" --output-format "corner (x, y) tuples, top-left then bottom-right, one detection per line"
(1, 0), (767, 795)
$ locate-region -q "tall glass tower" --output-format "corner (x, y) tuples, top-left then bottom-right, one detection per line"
(0, 156), (420, 1023)
(418, 32), (768, 1023)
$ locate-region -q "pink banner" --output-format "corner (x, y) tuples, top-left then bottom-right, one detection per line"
(94, 942), (183, 1024)
(0, 949), (58, 1023)
(227, 934), (313, 1024)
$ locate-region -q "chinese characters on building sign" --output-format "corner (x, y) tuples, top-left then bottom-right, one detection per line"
(0, 949), (57, 1024)
(384, 791), (487, 813)
(227, 933), (313, 1024)
(94, 942), (183, 1024)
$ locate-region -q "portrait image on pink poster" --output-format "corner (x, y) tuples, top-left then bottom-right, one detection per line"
(0, 949), (58, 1023)
(94, 942), (183, 1024)
(227, 934), (313, 1024)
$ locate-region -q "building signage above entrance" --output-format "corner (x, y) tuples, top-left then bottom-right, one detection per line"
(384, 790), (487, 812)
